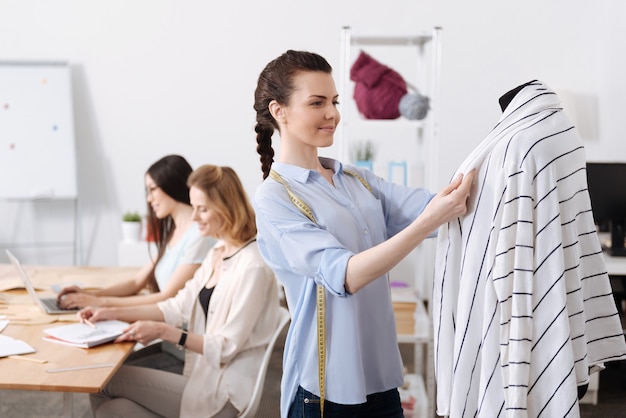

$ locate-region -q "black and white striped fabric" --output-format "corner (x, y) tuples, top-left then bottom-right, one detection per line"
(433, 80), (626, 418)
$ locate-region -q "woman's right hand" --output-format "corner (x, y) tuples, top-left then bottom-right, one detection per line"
(57, 285), (82, 301)
(77, 306), (114, 323)
(58, 292), (102, 310)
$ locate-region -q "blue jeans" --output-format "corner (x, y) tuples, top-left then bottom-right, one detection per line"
(288, 386), (404, 418)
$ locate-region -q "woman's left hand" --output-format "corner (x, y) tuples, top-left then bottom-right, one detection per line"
(116, 320), (162, 345)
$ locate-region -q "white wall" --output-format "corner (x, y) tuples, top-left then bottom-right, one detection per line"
(1, 0), (624, 266)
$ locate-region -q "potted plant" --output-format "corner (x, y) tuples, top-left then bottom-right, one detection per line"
(351, 140), (375, 171)
(121, 211), (142, 242)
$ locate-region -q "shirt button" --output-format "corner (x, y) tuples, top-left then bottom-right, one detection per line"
(364, 229), (369, 235)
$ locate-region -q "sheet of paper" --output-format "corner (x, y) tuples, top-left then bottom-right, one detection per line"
(0, 335), (36, 357)
(0, 304), (58, 325)
(0, 277), (27, 292)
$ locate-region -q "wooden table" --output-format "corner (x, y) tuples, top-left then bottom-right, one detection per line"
(0, 263), (139, 417)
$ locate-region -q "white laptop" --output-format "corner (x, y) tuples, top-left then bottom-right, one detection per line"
(5, 250), (78, 314)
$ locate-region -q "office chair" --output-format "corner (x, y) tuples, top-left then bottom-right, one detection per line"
(238, 306), (290, 418)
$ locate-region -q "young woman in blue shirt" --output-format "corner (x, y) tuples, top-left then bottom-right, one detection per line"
(252, 50), (474, 418)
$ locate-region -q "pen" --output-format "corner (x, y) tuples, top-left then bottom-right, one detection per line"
(8, 355), (48, 364)
(82, 318), (97, 329)
(46, 363), (115, 373)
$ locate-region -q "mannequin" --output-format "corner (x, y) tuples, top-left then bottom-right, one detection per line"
(500, 78), (590, 401)
(498, 80), (537, 111)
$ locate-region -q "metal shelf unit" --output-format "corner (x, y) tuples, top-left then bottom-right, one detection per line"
(338, 26), (443, 418)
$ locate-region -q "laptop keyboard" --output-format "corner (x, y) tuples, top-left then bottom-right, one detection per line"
(42, 298), (78, 311)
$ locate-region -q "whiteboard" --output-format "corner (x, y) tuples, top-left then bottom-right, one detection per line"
(0, 61), (77, 199)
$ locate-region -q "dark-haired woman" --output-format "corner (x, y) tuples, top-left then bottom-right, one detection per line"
(58, 154), (214, 309)
(252, 50), (474, 417)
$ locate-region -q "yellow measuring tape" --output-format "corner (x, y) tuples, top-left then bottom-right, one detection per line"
(269, 170), (326, 416)
(316, 283), (326, 417)
(269, 168), (373, 418)
(269, 170), (316, 223)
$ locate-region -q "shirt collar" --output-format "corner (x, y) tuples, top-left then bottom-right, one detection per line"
(272, 157), (343, 185)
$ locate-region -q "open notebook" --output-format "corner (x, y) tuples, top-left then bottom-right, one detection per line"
(43, 320), (129, 348)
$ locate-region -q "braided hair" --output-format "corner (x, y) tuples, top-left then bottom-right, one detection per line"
(253, 50), (332, 179)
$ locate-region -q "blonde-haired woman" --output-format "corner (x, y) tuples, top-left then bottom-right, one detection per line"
(80, 165), (281, 418)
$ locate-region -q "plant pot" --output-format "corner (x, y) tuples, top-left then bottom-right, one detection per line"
(121, 221), (142, 243)
(355, 160), (374, 171)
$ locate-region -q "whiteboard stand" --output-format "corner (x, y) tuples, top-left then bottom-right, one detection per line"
(1, 197), (82, 266)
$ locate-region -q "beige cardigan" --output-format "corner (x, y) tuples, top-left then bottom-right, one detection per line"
(158, 240), (280, 417)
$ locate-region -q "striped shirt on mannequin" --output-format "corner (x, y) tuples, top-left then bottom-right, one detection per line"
(433, 80), (626, 418)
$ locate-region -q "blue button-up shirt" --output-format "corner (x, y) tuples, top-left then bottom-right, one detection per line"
(254, 157), (434, 417)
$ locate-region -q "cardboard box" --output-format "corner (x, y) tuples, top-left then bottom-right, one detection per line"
(393, 301), (417, 335)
